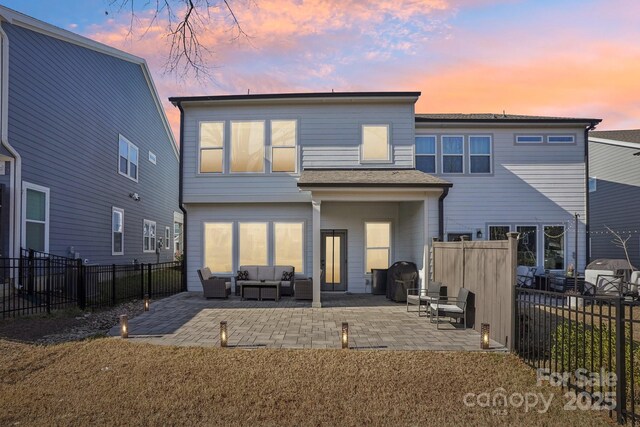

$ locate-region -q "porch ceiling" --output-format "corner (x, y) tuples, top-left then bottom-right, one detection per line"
(298, 169), (452, 188)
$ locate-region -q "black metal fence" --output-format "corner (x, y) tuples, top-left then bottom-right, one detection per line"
(1, 250), (184, 318)
(515, 288), (639, 424)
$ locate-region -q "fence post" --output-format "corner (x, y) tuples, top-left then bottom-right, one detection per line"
(76, 259), (86, 310)
(111, 264), (117, 306)
(615, 298), (627, 424)
(181, 260), (187, 292)
(140, 263), (145, 300)
(147, 263), (152, 298)
(28, 249), (35, 295)
(45, 258), (51, 314)
(507, 232), (519, 352)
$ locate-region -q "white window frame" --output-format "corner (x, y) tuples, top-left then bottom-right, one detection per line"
(547, 135), (575, 144)
(238, 221), (269, 266)
(148, 151), (157, 164)
(270, 120), (298, 174)
(589, 177), (597, 193)
(198, 121), (225, 174)
(112, 207), (124, 256)
(360, 124), (391, 163)
(488, 225), (511, 241)
(415, 135), (437, 173)
(273, 221), (305, 274)
(543, 224), (566, 271)
(516, 135), (543, 144)
(364, 221), (392, 275)
(230, 120), (266, 174)
(203, 222), (234, 274)
(118, 134), (139, 182)
(165, 226), (171, 251)
(469, 135), (492, 174)
(21, 181), (50, 253)
(143, 219), (156, 253)
(441, 135), (465, 174)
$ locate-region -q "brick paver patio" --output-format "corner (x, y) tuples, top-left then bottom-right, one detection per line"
(109, 292), (506, 351)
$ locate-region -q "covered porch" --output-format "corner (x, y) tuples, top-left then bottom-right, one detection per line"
(298, 169), (452, 308)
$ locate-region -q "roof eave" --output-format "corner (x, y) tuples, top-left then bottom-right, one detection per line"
(169, 92), (421, 106)
(297, 182), (453, 188)
(415, 117), (602, 127)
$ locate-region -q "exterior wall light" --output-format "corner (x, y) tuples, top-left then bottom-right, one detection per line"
(120, 314), (129, 338)
(481, 323), (490, 349)
(341, 322), (349, 349)
(476, 229), (483, 239)
(220, 321), (228, 348)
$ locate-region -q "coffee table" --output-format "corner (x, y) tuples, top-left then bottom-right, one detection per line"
(241, 281), (281, 301)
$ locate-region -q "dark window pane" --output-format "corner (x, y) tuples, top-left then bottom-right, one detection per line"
(517, 226), (537, 266)
(416, 156), (435, 173)
(471, 156), (490, 173)
(113, 232), (123, 253)
(25, 222), (45, 251)
(130, 163), (137, 180)
(443, 155), (463, 173)
(447, 233), (472, 242)
(415, 136), (435, 154)
(544, 226), (564, 270)
(119, 156), (128, 174)
(489, 226), (510, 240)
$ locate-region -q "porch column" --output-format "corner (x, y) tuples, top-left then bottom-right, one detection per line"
(421, 197), (430, 290)
(312, 199), (322, 308)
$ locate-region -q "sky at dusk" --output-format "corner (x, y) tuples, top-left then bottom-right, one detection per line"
(3, 0), (639, 138)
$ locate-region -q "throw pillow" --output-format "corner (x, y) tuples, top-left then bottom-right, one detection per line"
(237, 270), (249, 281)
(281, 270), (294, 281)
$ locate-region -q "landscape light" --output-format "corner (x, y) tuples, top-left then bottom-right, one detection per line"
(144, 294), (150, 311)
(481, 323), (490, 349)
(341, 322), (349, 349)
(220, 321), (228, 348)
(120, 314), (129, 339)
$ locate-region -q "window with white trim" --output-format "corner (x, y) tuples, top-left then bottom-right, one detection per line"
(204, 222), (233, 273)
(589, 177), (597, 193)
(516, 135), (543, 144)
(415, 136), (436, 173)
(271, 120), (297, 172)
(469, 136), (492, 173)
(361, 125), (390, 162)
(548, 135), (575, 143)
(174, 221), (183, 255)
(365, 222), (391, 273)
(118, 135), (138, 181)
(231, 121), (265, 173)
(517, 225), (537, 267)
(274, 222), (304, 273)
(22, 182), (49, 252)
(442, 136), (464, 173)
(165, 226), (171, 250)
(112, 207), (124, 255)
(489, 225), (510, 241)
(543, 225), (565, 270)
(199, 122), (224, 173)
(148, 151), (157, 164)
(239, 222), (268, 265)
(143, 220), (156, 253)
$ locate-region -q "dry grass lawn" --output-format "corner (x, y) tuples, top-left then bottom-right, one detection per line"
(0, 338), (614, 426)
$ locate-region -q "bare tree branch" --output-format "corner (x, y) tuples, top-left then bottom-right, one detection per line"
(606, 225), (635, 270)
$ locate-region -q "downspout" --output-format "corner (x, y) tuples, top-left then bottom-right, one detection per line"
(176, 101), (187, 291)
(0, 19), (21, 259)
(438, 187), (449, 241)
(584, 121), (598, 268)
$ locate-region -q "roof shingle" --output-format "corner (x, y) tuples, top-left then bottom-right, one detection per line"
(415, 113), (601, 124)
(297, 169), (451, 188)
(590, 129), (640, 145)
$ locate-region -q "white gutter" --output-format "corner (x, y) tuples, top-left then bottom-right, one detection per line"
(0, 18), (21, 259)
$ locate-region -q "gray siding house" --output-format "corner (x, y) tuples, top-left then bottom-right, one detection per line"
(170, 92), (600, 307)
(588, 129), (640, 267)
(0, 6), (182, 264)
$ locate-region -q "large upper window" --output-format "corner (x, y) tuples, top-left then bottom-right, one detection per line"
(199, 122), (224, 173)
(143, 219), (156, 253)
(361, 125), (390, 162)
(112, 207), (124, 255)
(204, 223), (233, 273)
(239, 222), (268, 265)
(118, 135), (138, 181)
(469, 136), (492, 173)
(271, 120), (297, 172)
(442, 136), (464, 173)
(544, 225), (565, 270)
(274, 222), (304, 273)
(365, 222), (391, 273)
(231, 121), (265, 173)
(415, 136), (436, 173)
(23, 182), (49, 252)
(517, 225), (537, 267)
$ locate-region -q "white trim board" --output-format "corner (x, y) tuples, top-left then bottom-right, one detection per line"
(589, 137), (640, 150)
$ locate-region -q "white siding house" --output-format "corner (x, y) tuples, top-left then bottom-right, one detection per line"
(171, 93), (600, 307)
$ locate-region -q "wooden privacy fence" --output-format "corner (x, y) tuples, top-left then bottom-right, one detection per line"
(431, 232), (518, 348)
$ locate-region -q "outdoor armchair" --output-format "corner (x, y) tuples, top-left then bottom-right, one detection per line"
(198, 267), (231, 299)
(429, 287), (470, 329)
(516, 266), (535, 288)
(406, 281), (445, 316)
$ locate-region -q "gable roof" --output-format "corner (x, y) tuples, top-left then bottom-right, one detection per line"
(297, 169), (452, 188)
(0, 5), (178, 160)
(416, 113), (601, 127)
(590, 129), (640, 149)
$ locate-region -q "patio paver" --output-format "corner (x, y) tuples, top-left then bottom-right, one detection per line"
(108, 292), (506, 351)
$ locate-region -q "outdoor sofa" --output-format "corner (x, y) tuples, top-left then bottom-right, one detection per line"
(236, 265), (295, 298)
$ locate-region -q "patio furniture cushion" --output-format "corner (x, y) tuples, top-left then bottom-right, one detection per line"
(273, 265), (292, 281)
(243, 266), (259, 280)
(199, 267), (212, 280)
(237, 270), (249, 280)
(241, 280), (262, 286)
(257, 266), (275, 281)
(429, 303), (463, 313)
(281, 270), (294, 281)
(280, 280), (292, 289)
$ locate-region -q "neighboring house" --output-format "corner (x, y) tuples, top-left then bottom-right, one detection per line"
(588, 129), (640, 268)
(0, 6), (182, 264)
(170, 92), (600, 307)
